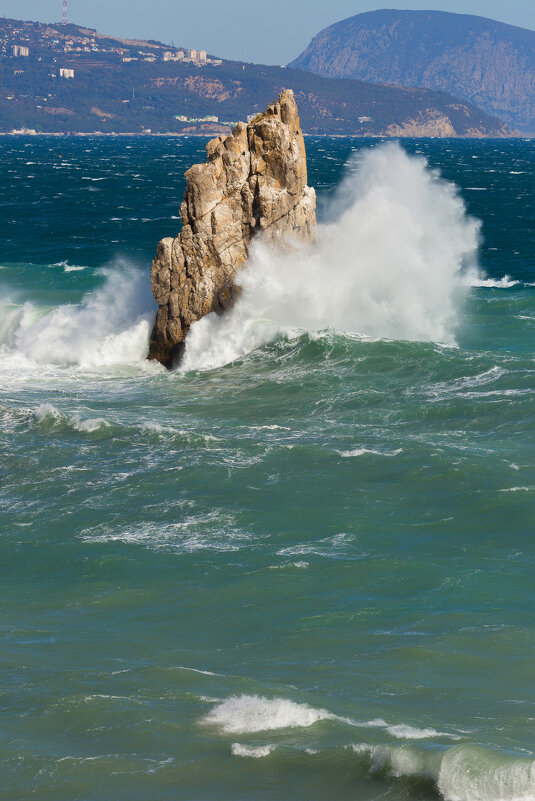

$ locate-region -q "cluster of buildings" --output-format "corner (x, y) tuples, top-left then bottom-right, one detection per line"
(6, 40), (74, 79)
(124, 48), (221, 65)
(163, 49), (221, 66)
(174, 115), (240, 126)
(0, 20), (222, 68)
(174, 114), (218, 123)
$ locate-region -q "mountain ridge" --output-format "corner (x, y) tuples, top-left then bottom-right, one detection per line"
(0, 15), (515, 138)
(290, 9), (535, 133)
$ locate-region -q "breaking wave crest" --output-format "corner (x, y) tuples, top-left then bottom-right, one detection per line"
(183, 142), (481, 370)
(0, 263), (155, 369)
(35, 402), (111, 433)
(231, 743), (276, 758)
(355, 742), (535, 801)
(203, 696), (535, 801)
(202, 694), (459, 739)
(202, 695), (336, 733)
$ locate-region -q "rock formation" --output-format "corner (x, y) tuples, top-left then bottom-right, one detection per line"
(148, 89), (316, 367)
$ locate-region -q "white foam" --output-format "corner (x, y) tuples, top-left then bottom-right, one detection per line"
(202, 695), (337, 733)
(468, 275), (519, 288)
(81, 511), (250, 553)
(35, 403), (110, 433)
(64, 265), (87, 273)
(231, 743), (275, 758)
(269, 560), (310, 570)
(353, 741), (535, 801)
(339, 447), (403, 458)
(182, 142), (480, 370)
(52, 260), (88, 273)
(175, 665), (221, 677)
(276, 533), (355, 559)
(438, 745), (535, 801)
(387, 723), (458, 740)
(351, 742), (441, 780)
(499, 487), (534, 493)
(4, 262), (156, 368)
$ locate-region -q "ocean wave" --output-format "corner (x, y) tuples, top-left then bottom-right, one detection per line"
(276, 533), (361, 560)
(387, 723), (458, 740)
(231, 743), (276, 758)
(175, 665), (222, 677)
(353, 741), (535, 801)
(202, 695), (460, 741)
(140, 421), (222, 446)
(0, 262), (155, 369)
(23, 402), (225, 447)
(438, 744), (535, 801)
(51, 260), (89, 273)
(338, 447), (403, 458)
(35, 402), (111, 434)
(469, 275), (520, 288)
(202, 695), (338, 733)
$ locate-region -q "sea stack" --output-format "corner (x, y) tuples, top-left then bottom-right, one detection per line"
(148, 89), (316, 367)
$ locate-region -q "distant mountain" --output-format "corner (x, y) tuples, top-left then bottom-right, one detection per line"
(0, 16), (512, 138)
(290, 9), (535, 133)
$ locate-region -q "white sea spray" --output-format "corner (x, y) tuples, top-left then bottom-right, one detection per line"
(182, 142), (481, 370)
(2, 261), (155, 368)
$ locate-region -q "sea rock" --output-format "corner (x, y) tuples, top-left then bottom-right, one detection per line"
(148, 89), (316, 367)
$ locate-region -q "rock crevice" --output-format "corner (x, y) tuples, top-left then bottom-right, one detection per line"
(148, 89), (316, 367)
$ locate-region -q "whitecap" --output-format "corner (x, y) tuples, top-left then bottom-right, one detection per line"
(338, 447), (402, 458)
(231, 743), (275, 758)
(81, 511), (250, 553)
(351, 741), (535, 801)
(6, 262), (155, 368)
(175, 665), (222, 677)
(202, 695), (338, 733)
(469, 275), (519, 288)
(387, 723), (459, 740)
(438, 745), (535, 801)
(35, 403), (110, 433)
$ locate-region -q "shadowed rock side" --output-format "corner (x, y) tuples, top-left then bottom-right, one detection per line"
(148, 89), (316, 367)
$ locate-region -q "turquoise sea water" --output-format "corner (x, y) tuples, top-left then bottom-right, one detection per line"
(1, 136), (535, 801)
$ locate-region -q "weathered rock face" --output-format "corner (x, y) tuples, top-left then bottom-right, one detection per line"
(148, 89), (316, 367)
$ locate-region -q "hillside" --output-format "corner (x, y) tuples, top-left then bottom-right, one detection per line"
(290, 9), (535, 133)
(0, 16), (512, 138)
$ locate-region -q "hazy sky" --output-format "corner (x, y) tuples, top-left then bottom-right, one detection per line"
(1, 0), (534, 64)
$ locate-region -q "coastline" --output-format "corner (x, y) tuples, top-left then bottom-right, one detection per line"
(0, 131), (529, 139)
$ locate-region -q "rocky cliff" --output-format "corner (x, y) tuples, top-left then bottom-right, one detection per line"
(148, 89), (316, 367)
(290, 9), (534, 133)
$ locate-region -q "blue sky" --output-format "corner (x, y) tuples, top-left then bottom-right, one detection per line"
(1, 0), (534, 63)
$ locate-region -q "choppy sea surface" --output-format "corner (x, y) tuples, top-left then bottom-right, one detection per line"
(1, 135), (534, 801)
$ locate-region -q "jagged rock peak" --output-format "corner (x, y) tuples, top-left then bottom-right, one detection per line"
(148, 89), (316, 368)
